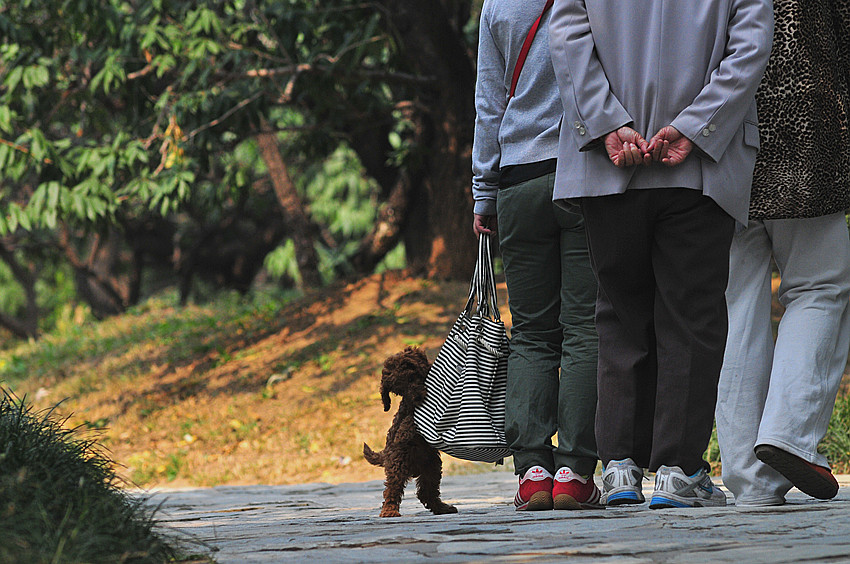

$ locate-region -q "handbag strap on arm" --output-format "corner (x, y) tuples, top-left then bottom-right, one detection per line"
(508, 0), (554, 99)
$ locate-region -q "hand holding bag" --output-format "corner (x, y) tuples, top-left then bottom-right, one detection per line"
(414, 234), (512, 463)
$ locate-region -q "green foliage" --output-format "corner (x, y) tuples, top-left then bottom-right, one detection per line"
(0, 260), (25, 313)
(705, 425), (721, 475)
(301, 144), (379, 239)
(0, 0), (402, 229)
(0, 0), (427, 340)
(821, 390), (850, 473)
(37, 266), (95, 334)
(0, 0), (186, 232)
(375, 243), (406, 274)
(264, 239), (302, 285)
(262, 139), (387, 284)
(0, 390), (187, 563)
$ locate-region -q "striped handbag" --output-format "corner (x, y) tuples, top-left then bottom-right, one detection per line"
(414, 235), (512, 463)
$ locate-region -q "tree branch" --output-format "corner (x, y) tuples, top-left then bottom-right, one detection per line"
(255, 118), (324, 288)
(56, 225), (127, 312)
(0, 137), (53, 165)
(220, 62), (433, 86)
(181, 91), (263, 142)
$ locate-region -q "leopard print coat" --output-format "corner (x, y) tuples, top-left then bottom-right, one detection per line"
(749, 0), (850, 220)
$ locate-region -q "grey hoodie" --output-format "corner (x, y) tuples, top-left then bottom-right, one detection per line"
(471, 0), (563, 216)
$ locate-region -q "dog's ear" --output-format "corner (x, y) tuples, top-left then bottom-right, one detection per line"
(380, 354), (400, 411)
(381, 386), (392, 411)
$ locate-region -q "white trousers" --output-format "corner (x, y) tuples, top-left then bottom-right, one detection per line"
(716, 212), (850, 506)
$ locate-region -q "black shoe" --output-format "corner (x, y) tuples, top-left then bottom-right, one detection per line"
(754, 444), (839, 500)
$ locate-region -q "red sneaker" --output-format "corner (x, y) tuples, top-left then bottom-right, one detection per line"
(514, 466), (553, 511)
(553, 467), (603, 510)
(755, 444), (839, 500)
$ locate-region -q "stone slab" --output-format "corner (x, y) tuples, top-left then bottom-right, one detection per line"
(140, 472), (850, 563)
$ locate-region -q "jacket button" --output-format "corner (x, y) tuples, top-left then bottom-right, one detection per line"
(702, 128), (711, 137)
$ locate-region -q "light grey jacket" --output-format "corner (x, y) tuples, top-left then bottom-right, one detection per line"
(549, 0), (774, 224)
(471, 0), (563, 217)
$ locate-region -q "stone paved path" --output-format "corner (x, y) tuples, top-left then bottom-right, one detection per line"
(143, 472), (850, 563)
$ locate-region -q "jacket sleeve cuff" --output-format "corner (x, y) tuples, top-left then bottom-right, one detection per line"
(671, 115), (725, 164)
(576, 114), (633, 152)
(473, 198), (497, 216)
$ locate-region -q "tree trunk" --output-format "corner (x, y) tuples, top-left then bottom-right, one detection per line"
(350, 168), (412, 274)
(255, 121), (324, 288)
(56, 227), (128, 318)
(377, 0), (477, 280)
(0, 238), (40, 339)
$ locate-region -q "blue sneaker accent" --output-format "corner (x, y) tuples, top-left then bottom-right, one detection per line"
(607, 490), (642, 503)
(648, 494), (691, 509)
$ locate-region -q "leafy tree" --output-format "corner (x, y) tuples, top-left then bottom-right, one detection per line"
(0, 0), (481, 338)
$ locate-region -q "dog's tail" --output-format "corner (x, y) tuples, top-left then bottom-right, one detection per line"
(363, 443), (384, 467)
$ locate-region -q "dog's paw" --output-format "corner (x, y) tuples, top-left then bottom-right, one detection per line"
(379, 508), (402, 517)
(431, 503), (458, 515)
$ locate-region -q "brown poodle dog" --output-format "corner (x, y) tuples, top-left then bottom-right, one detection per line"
(363, 347), (458, 517)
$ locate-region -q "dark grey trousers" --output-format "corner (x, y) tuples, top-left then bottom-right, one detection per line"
(497, 173), (599, 477)
(581, 188), (735, 475)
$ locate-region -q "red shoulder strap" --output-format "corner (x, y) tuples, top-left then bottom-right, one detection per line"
(508, 0), (554, 99)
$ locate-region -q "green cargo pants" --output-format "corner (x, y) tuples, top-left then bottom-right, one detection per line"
(497, 172), (599, 477)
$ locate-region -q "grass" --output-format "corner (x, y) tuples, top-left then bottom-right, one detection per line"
(0, 390), (208, 563)
(821, 392), (850, 473)
(0, 288), (299, 388)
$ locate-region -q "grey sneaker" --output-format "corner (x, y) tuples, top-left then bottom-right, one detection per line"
(649, 466), (727, 508)
(602, 458), (645, 505)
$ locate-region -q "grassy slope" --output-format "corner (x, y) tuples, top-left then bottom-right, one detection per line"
(0, 272), (512, 489)
(1, 271), (848, 490)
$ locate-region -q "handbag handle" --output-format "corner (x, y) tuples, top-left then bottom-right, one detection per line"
(463, 235), (502, 322)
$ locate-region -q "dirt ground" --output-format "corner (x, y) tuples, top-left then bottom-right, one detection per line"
(18, 272), (514, 488)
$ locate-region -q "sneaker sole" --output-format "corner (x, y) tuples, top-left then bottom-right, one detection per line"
(516, 490), (553, 511)
(755, 445), (839, 500)
(604, 489), (645, 506)
(553, 494), (605, 510)
(649, 494), (694, 509)
(648, 493), (725, 509)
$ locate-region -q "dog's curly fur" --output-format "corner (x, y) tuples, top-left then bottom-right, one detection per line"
(363, 347), (457, 517)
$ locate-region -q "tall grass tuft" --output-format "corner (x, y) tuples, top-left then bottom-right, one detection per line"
(0, 389), (182, 563)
